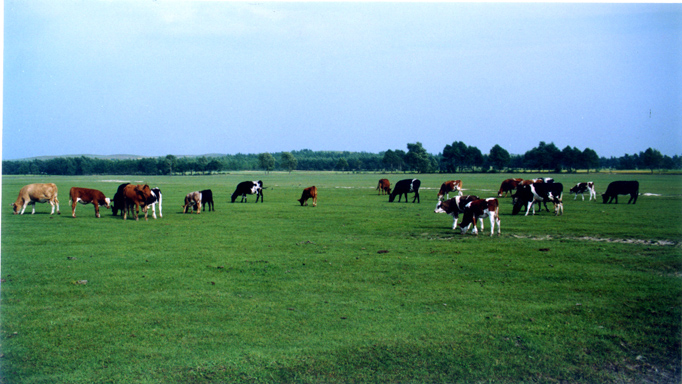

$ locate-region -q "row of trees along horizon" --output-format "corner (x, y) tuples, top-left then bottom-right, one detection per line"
(3, 142), (680, 176)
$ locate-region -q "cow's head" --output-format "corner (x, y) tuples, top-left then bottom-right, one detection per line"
(10, 202), (20, 214)
(103, 197), (111, 209)
(601, 193), (609, 204)
(434, 200), (446, 214)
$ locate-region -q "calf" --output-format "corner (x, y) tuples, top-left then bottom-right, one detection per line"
(182, 191), (202, 213)
(602, 181), (639, 204)
(200, 189), (214, 211)
(512, 183), (564, 216)
(570, 182), (596, 201)
(376, 179), (391, 195)
(10, 183), (60, 215)
(69, 187), (111, 218)
(497, 178), (523, 198)
(434, 195), (479, 229)
(231, 181), (263, 203)
(298, 186), (318, 207)
(122, 184), (153, 221)
(146, 187), (163, 219)
(437, 180), (463, 200)
(458, 198), (501, 236)
(389, 179), (420, 203)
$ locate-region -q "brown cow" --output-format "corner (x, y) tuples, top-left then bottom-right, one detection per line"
(69, 187), (111, 218)
(497, 178), (524, 197)
(10, 183), (60, 215)
(458, 198), (501, 236)
(437, 180), (463, 200)
(122, 184), (153, 221)
(376, 179), (391, 195)
(298, 186), (317, 207)
(182, 191), (202, 214)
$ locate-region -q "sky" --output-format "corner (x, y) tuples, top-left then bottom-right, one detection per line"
(3, 1), (681, 160)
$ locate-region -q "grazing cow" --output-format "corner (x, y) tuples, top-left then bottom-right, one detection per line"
(521, 178), (544, 187)
(437, 180), (463, 200)
(497, 178), (523, 197)
(434, 195), (479, 229)
(111, 183), (130, 216)
(512, 182), (564, 216)
(376, 179), (391, 195)
(10, 183), (60, 215)
(458, 198), (501, 236)
(69, 187), (111, 218)
(389, 179), (421, 203)
(298, 186), (318, 207)
(113, 184), (162, 219)
(200, 189), (214, 212)
(570, 182), (596, 201)
(182, 191), (202, 213)
(122, 184), (153, 221)
(602, 181), (639, 204)
(231, 181), (263, 203)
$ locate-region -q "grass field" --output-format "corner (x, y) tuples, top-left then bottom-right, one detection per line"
(1, 172), (681, 383)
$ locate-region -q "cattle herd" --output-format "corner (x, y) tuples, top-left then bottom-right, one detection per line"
(10, 177), (640, 236)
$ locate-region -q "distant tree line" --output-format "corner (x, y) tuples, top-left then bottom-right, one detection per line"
(3, 142), (680, 176)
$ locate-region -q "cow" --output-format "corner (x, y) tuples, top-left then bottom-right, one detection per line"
(113, 183), (162, 219)
(437, 180), (463, 200)
(376, 179), (391, 195)
(389, 179), (420, 203)
(497, 178), (523, 197)
(122, 184), (153, 221)
(457, 198), (501, 236)
(182, 191), (202, 214)
(68, 187), (111, 218)
(231, 181), (263, 203)
(434, 195), (479, 229)
(570, 182), (596, 201)
(10, 183), (60, 215)
(602, 181), (639, 204)
(200, 189), (214, 211)
(146, 187), (163, 219)
(298, 186), (318, 207)
(512, 182), (564, 216)
(111, 183), (130, 216)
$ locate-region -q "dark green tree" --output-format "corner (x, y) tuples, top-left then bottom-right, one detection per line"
(405, 142), (432, 173)
(280, 152), (298, 173)
(258, 153), (276, 173)
(488, 144), (510, 171)
(641, 147), (663, 173)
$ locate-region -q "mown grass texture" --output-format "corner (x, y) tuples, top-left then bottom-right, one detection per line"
(1, 172), (680, 383)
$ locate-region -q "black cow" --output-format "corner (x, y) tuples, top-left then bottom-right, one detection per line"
(434, 195), (479, 229)
(231, 181), (263, 203)
(389, 179), (421, 203)
(200, 189), (214, 211)
(602, 181), (639, 204)
(112, 183), (130, 216)
(512, 182), (564, 216)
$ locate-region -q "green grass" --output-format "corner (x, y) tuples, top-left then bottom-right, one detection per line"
(1, 172), (681, 383)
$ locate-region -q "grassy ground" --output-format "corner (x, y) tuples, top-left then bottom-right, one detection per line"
(1, 172), (680, 383)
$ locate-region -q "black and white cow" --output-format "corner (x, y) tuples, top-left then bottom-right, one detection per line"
(512, 182), (564, 216)
(388, 179), (420, 203)
(146, 187), (163, 219)
(570, 182), (596, 201)
(200, 189), (214, 211)
(458, 198), (501, 236)
(231, 181), (263, 203)
(434, 195), (479, 229)
(602, 181), (639, 204)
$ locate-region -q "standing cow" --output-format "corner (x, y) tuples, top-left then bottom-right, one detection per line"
(457, 198), (501, 236)
(437, 180), (463, 200)
(10, 183), (61, 215)
(512, 183), (564, 216)
(200, 189), (214, 211)
(298, 186), (318, 207)
(69, 187), (111, 218)
(389, 179), (421, 203)
(570, 182), (596, 201)
(182, 191), (203, 213)
(602, 181), (639, 204)
(122, 184), (153, 221)
(434, 195), (479, 229)
(497, 178), (524, 198)
(231, 181), (263, 203)
(376, 179), (391, 195)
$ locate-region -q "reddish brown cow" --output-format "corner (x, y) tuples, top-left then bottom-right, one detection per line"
(497, 178), (524, 197)
(122, 184), (153, 221)
(69, 187), (111, 218)
(458, 198), (501, 236)
(376, 179), (391, 195)
(437, 180), (463, 200)
(10, 183), (60, 215)
(298, 186), (317, 207)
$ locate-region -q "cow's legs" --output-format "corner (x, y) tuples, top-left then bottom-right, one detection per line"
(30, 202), (36, 214)
(413, 192), (420, 203)
(451, 214), (459, 230)
(71, 201), (78, 218)
(94, 203), (100, 218)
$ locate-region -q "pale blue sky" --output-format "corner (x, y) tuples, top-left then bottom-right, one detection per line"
(4, 1), (681, 160)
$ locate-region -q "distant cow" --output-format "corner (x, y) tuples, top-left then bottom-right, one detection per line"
(69, 187), (111, 218)
(602, 181), (639, 204)
(298, 186), (318, 207)
(437, 180), (463, 200)
(113, 183), (162, 219)
(122, 184), (153, 221)
(231, 181), (263, 203)
(389, 179), (421, 203)
(570, 182), (596, 201)
(512, 182), (564, 216)
(458, 198), (501, 236)
(182, 191), (202, 214)
(434, 194), (479, 229)
(376, 179), (391, 195)
(10, 183), (60, 215)
(200, 189), (214, 211)
(497, 178), (523, 197)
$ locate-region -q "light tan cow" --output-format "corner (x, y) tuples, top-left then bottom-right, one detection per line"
(11, 183), (60, 215)
(182, 191), (202, 214)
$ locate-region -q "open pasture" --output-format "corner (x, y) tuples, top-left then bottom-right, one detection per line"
(2, 172), (681, 383)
